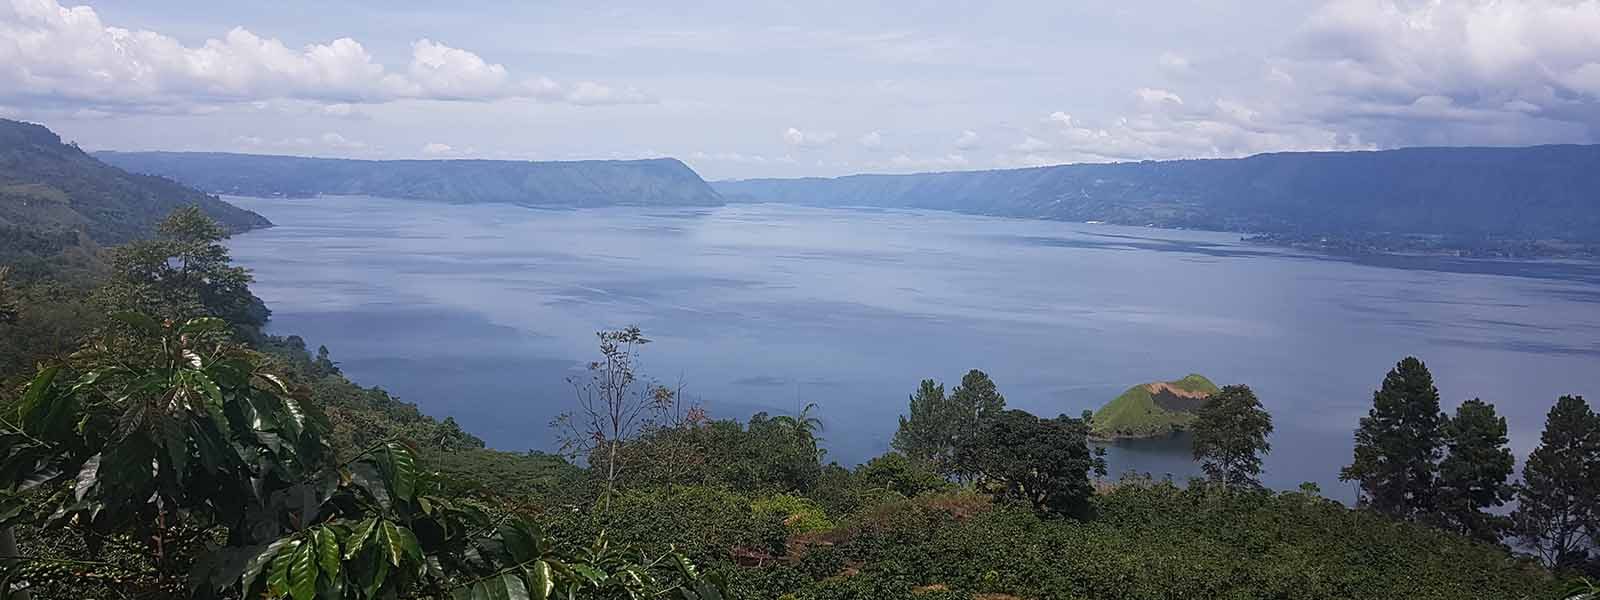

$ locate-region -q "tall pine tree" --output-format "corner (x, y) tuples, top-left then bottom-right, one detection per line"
(1435, 398), (1515, 544)
(893, 379), (954, 470)
(1340, 356), (1446, 519)
(1513, 395), (1600, 569)
(1192, 384), (1274, 490)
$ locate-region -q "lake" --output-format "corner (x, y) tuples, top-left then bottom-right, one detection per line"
(226, 195), (1600, 502)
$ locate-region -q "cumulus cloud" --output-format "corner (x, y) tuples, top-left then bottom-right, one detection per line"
(1276, 0), (1600, 145)
(421, 142), (455, 155)
(783, 127), (837, 148)
(0, 0), (653, 113)
(235, 131), (370, 152)
(1007, 0), (1600, 166)
(953, 130), (981, 150)
(858, 130), (884, 149)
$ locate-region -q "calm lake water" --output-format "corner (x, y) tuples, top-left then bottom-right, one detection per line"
(226, 195), (1600, 502)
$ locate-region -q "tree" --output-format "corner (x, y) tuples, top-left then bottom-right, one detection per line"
(857, 451), (950, 498)
(553, 326), (682, 505)
(1514, 395), (1600, 569)
(1340, 356), (1447, 519)
(1191, 384), (1273, 490)
(1436, 398), (1515, 544)
(956, 409), (1107, 518)
(892, 370), (1008, 480)
(101, 206), (266, 330)
(892, 379), (954, 470)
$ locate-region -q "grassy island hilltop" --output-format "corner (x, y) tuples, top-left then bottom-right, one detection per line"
(1090, 374), (1221, 440)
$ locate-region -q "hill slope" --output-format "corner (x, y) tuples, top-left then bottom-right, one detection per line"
(96, 151), (726, 207)
(1091, 374), (1220, 440)
(716, 145), (1600, 241)
(1, 119), (270, 255)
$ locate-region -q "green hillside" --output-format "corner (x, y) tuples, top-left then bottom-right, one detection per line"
(0, 119), (270, 260)
(1091, 373), (1220, 439)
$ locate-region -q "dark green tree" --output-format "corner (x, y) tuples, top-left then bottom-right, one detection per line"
(892, 379), (953, 470)
(893, 370), (1008, 480)
(1191, 384), (1273, 490)
(856, 451), (950, 498)
(1435, 398), (1515, 544)
(1513, 395), (1600, 569)
(956, 409), (1107, 518)
(101, 206), (265, 330)
(1340, 356), (1446, 519)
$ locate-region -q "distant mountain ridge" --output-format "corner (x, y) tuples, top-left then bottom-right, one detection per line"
(1, 119), (270, 256)
(97, 151), (726, 208)
(715, 145), (1600, 241)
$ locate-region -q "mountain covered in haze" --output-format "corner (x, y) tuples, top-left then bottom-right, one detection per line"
(97, 151), (726, 208)
(1, 119), (270, 257)
(716, 145), (1600, 242)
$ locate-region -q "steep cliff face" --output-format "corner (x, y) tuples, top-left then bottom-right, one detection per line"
(97, 151), (727, 208)
(1090, 374), (1220, 440)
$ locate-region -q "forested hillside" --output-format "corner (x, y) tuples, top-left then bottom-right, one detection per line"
(716, 145), (1600, 242)
(0, 119), (269, 257)
(97, 151), (727, 207)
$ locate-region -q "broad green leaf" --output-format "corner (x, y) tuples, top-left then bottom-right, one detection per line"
(500, 523), (537, 563)
(315, 527), (341, 581)
(344, 517), (378, 560)
(267, 540), (299, 596)
(16, 364), (60, 430)
(242, 537), (294, 593)
(289, 538), (319, 600)
(380, 520), (417, 567)
(73, 454), (101, 501)
(362, 549), (389, 599)
(486, 573), (530, 600)
(525, 561), (554, 600)
(385, 441), (417, 501)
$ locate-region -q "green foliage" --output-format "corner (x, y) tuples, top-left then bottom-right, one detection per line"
(956, 409), (1106, 518)
(1436, 398), (1515, 544)
(1514, 395), (1600, 571)
(0, 118), (269, 248)
(891, 370), (1007, 480)
(1089, 374), (1218, 439)
(99, 206), (267, 330)
(1341, 356), (1447, 519)
(620, 412), (824, 495)
(856, 452), (950, 499)
(752, 494), (833, 535)
(1191, 384), (1273, 490)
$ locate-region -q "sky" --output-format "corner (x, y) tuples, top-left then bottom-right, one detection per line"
(3, 0), (1600, 180)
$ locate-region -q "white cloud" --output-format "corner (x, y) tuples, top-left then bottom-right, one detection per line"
(783, 127), (837, 148)
(858, 130), (884, 149)
(320, 132), (366, 150)
(886, 153), (969, 170)
(1012, 136), (1052, 153)
(0, 0), (653, 112)
(1158, 51), (1191, 73)
(421, 142), (455, 155)
(953, 129), (981, 150)
(1135, 87), (1184, 107)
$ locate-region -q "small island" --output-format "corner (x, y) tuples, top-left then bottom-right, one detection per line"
(1090, 374), (1220, 440)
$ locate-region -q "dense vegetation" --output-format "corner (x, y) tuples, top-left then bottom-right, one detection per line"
(96, 152), (725, 208)
(0, 119), (269, 257)
(4, 121), (1599, 598)
(716, 145), (1600, 250)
